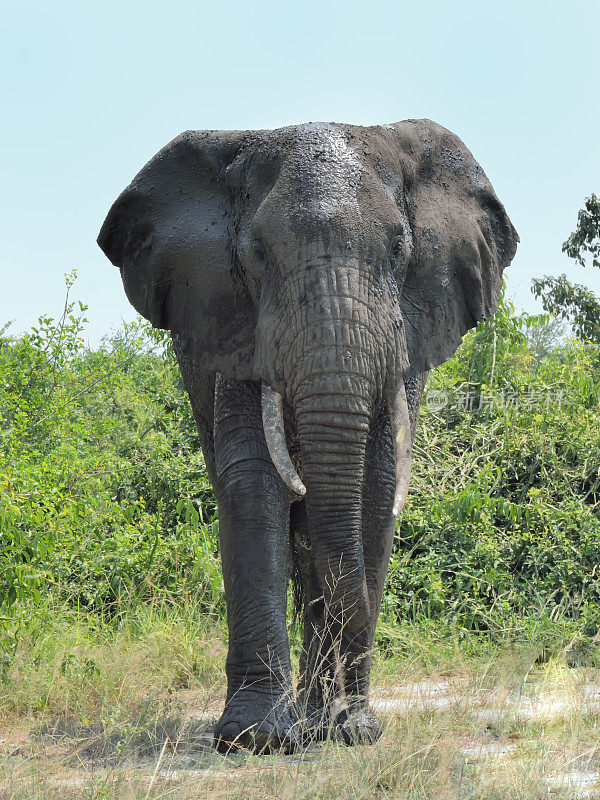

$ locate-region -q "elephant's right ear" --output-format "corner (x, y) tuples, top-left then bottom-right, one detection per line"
(389, 120), (519, 377)
(98, 130), (257, 378)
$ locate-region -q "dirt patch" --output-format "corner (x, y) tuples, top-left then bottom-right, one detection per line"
(32, 713), (216, 766)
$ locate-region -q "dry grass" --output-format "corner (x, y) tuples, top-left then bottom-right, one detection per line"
(2, 603), (600, 798)
(0, 597), (227, 725)
(4, 682), (600, 799)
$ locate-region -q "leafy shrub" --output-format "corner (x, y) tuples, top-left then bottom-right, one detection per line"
(1, 280), (600, 647)
(0, 276), (221, 618)
(382, 293), (600, 634)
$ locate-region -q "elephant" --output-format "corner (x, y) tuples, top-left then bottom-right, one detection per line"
(98, 119), (518, 752)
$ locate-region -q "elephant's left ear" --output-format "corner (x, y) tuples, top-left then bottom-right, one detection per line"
(98, 130), (258, 379)
(390, 119), (519, 377)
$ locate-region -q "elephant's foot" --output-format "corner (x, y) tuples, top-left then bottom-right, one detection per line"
(331, 705), (383, 745)
(214, 690), (301, 754)
(299, 697), (383, 746)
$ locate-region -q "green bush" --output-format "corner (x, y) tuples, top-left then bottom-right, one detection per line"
(0, 276), (221, 618)
(382, 293), (600, 633)
(1, 280), (600, 648)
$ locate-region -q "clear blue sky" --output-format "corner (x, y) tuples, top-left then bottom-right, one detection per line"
(2, 0), (599, 342)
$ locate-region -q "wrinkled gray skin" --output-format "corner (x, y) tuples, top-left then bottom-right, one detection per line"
(98, 120), (518, 752)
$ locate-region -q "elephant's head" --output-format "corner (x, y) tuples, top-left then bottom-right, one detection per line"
(99, 120), (517, 626)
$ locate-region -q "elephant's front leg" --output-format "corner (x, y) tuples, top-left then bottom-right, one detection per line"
(303, 402), (398, 746)
(292, 501), (338, 738)
(293, 481), (385, 744)
(212, 377), (299, 752)
(347, 374), (427, 739)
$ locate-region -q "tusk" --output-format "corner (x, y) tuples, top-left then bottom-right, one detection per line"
(261, 383), (306, 497)
(389, 380), (413, 517)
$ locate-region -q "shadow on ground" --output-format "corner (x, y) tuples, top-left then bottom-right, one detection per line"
(32, 714), (218, 768)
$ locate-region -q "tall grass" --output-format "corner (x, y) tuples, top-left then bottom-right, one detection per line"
(0, 594), (226, 723)
(3, 599), (600, 799)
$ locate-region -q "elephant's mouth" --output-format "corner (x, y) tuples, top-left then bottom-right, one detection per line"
(260, 379), (412, 516)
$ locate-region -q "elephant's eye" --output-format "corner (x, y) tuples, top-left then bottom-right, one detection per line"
(389, 220), (412, 270)
(391, 234), (405, 260)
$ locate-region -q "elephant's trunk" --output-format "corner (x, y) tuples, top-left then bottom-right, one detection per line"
(293, 375), (373, 635)
(257, 255), (411, 636)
